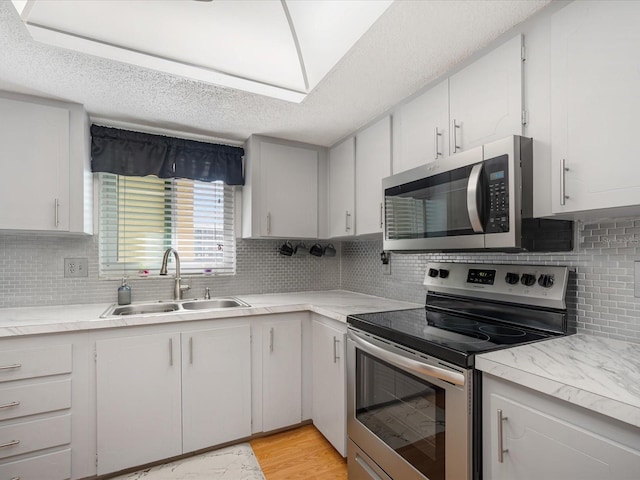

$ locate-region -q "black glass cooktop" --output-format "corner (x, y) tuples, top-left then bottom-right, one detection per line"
(347, 307), (558, 368)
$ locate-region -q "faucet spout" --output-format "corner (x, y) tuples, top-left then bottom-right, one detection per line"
(160, 247), (190, 300)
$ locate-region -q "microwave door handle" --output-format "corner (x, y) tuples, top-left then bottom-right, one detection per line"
(467, 163), (484, 233)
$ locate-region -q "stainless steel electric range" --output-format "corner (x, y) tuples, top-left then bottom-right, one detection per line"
(346, 262), (572, 480)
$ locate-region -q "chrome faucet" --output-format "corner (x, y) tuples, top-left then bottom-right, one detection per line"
(160, 247), (190, 300)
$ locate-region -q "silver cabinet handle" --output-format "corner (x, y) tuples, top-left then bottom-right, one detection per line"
(189, 337), (193, 365)
(266, 212), (272, 234)
(333, 336), (340, 363)
(0, 401), (20, 409)
(54, 198), (59, 227)
(0, 364), (21, 371)
(560, 158), (569, 206)
(11, 477), (20, 480)
(467, 163), (484, 233)
(345, 211), (351, 232)
(379, 202), (383, 229)
(434, 127), (442, 159)
(269, 328), (274, 353)
(0, 439), (20, 449)
(452, 119), (461, 153)
(497, 409), (508, 463)
(169, 338), (173, 366)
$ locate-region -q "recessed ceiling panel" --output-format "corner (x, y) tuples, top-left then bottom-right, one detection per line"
(13, 0), (391, 102)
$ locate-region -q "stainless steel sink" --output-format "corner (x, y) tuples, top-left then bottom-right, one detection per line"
(110, 303), (180, 316)
(181, 298), (250, 310)
(100, 297), (250, 318)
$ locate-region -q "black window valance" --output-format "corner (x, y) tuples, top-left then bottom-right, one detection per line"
(90, 125), (245, 185)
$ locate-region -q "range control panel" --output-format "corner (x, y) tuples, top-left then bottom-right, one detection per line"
(424, 262), (569, 309)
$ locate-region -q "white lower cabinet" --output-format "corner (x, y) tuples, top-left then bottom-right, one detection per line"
(262, 317), (302, 432)
(0, 335), (89, 480)
(483, 374), (640, 480)
(95, 323), (252, 475)
(311, 316), (347, 456)
(181, 325), (252, 452)
(96, 332), (182, 475)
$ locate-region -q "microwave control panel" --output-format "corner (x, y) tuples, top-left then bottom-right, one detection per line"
(485, 154), (509, 233)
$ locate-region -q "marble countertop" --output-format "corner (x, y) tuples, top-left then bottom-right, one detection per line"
(0, 290), (421, 337)
(476, 334), (640, 429)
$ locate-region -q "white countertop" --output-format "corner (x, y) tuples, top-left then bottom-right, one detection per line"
(0, 290), (421, 337)
(476, 334), (640, 429)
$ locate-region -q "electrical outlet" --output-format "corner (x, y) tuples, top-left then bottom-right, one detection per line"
(64, 258), (88, 278)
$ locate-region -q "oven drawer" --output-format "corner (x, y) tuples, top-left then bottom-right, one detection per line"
(348, 439), (392, 480)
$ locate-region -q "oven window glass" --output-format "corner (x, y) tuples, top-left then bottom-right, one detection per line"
(356, 350), (446, 480)
(385, 164), (475, 240)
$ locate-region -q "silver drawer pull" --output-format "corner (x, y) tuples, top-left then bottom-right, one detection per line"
(0, 401), (20, 409)
(11, 476), (20, 480)
(0, 439), (20, 449)
(0, 364), (21, 371)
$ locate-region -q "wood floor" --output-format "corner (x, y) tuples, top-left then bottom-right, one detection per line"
(250, 424), (348, 480)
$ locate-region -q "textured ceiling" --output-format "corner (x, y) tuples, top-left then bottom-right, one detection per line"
(0, 0), (551, 147)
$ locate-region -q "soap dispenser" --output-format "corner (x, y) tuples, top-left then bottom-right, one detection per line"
(117, 278), (131, 305)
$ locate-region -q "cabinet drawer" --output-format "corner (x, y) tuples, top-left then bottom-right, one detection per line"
(0, 414), (70, 459)
(0, 448), (71, 480)
(0, 380), (71, 421)
(0, 345), (72, 383)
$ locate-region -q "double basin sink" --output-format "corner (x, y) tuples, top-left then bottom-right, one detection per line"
(100, 297), (250, 318)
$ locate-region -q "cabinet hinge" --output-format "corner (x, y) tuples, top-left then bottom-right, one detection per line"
(95, 453), (98, 467)
(521, 110), (528, 126)
(94, 350), (97, 362)
(521, 45), (526, 61)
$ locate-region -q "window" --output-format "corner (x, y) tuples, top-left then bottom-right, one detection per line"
(98, 173), (235, 277)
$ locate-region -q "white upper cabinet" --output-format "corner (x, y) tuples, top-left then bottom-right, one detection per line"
(242, 135), (320, 239)
(355, 116), (391, 235)
(550, 1), (640, 216)
(0, 92), (92, 234)
(328, 137), (355, 238)
(393, 80), (449, 173)
(449, 34), (524, 153)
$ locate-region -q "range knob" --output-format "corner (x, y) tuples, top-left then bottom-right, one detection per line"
(538, 274), (555, 288)
(438, 269), (449, 279)
(520, 273), (536, 287)
(505, 272), (520, 285)
(428, 268), (439, 278)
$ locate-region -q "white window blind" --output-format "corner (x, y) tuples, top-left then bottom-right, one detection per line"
(98, 173), (236, 277)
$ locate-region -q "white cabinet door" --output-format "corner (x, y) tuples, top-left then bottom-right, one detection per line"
(312, 319), (347, 456)
(182, 324), (252, 453)
(262, 318), (302, 432)
(260, 141), (318, 238)
(0, 98), (70, 231)
(550, 1), (640, 215)
(483, 375), (640, 480)
(328, 137), (355, 238)
(355, 116), (391, 236)
(393, 80), (449, 173)
(449, 34), (523, 153)
(96, 333), (182, 475)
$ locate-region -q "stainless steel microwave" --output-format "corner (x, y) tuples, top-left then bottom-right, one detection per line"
(382, 136), (573, 252)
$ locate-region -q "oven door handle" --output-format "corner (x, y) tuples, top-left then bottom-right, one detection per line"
(467, 163), (484, 233)
(350, 332), (465, 387)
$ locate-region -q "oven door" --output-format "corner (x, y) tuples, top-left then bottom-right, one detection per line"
(382, 146), (485, 251)
(347, 328), (471, 480)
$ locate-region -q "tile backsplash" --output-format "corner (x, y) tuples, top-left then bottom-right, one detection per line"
(0, 234), (340, 308)
(1, 218), (640, 344)
(341, 218), (640, 344)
